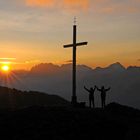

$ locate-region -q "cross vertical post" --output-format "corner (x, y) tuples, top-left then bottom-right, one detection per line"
(63, 22), (88, 106)
(72, 25), (77, 105)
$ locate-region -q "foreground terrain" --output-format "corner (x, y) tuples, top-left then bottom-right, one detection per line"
(0, 103), (140, 140)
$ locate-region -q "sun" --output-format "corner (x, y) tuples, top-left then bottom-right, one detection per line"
(1, 65), (10, 72)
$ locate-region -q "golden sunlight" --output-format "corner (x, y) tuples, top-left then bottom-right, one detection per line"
(1, 65), (10, 72)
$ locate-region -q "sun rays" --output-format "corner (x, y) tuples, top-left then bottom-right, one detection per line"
(1, 65), (10, 72)
(0, 62), (27, 89)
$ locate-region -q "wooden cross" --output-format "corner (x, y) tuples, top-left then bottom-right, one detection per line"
(63, 22), (88, 106)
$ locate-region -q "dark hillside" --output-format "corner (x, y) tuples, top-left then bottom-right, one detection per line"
(0, 86), (69, 109)
(0, 103), (139, 140)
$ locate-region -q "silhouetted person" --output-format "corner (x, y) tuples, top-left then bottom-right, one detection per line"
(95, 86), (111, 109)
(84, 86), (96, 108)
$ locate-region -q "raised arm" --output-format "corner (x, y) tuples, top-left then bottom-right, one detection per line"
(105, 87), (111, 92)
(95, 85), (101, 91)
(93, 86), (96, 92)
(84, 86), (90, 92)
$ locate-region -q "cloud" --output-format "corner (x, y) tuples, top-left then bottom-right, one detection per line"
(92, 0), (140, 14)
(63, 0), (89, 10)
(26, 0), (55, 7)
(65, 60), (72, 63)
(0, 58), (41, 65)
(98, 5), (140, 14)
(25, 60), (41, 64)
(0, 58), (16, 60)
(25, 0), (89, 11)
(25, 0), (140, 14)
(0, 58), (16, 65)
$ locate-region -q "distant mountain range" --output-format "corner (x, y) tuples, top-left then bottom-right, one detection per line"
(0, 62), (139, 109)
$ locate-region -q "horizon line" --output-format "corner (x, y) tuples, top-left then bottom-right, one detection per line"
(6, 62), (140, 71)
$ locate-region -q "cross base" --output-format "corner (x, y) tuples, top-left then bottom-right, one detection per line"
(71, 95), (77, 106)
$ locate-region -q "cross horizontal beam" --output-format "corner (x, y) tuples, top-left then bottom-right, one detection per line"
(64, 42), (88, 48)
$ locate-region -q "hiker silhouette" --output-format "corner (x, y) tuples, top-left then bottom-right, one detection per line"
(84, 86), (96, 108)
(95, 85), (111, 109)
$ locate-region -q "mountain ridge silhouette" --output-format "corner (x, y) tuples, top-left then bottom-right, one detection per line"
(0, 86), (69, 110)
(0, 62), (139, 109)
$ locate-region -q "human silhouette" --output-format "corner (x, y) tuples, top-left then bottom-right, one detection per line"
(84, 86), (96, 108)
(95, 86), (111, 109)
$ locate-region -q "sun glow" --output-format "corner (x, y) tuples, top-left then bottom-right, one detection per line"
(1, 65), (10, 72)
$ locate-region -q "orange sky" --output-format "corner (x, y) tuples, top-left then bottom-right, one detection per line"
(0, 0), (140, 70)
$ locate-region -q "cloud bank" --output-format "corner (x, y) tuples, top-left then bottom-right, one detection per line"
(26, 0), (55, 7)
(25, 0), (140, 14)
(26, 0), (89, 11)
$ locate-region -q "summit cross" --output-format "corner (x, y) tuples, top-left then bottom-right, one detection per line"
(63, 21), (88, 105)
